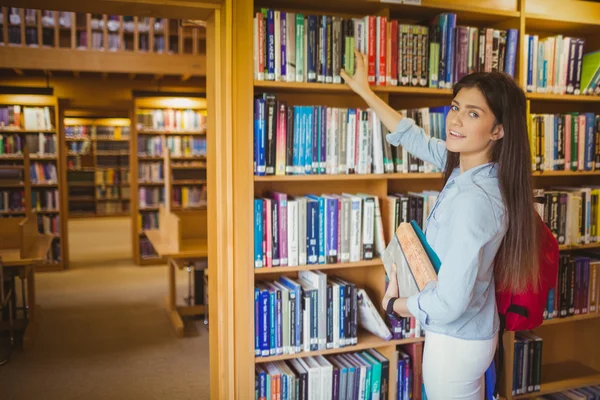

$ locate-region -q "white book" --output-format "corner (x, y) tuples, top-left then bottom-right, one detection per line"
(357, 288), (392, 340)
(286, 12), (296, 82)
(303, 292), (311, 352)
(546, 37), (555, 93)
(330, 280), (341, 349)
(346, 110), (357, 174)
(331, 108), (339, 174)
(338, 109), (348, 174)
(315, 356), (334, 400)
(345, 354), (366, 400)
(326, 108), (335, 174)
(371, 195), (385, 258)
(532, 35), (539, 93)
(358, 111), (370, 174)
(340, 196), (351, 263)
(38, 133), (45, 156)
(302, 357), (322, 400)
(274, 11), (281, 81)
(297, 196), (307, 265)
(343, 194), (363, 262)
(272, 281), (291, 355)
(560, 37), (570, 94)
(371, 111), (384, 174)
(299, 270), (327, 351)
(356, 194), (375, 260)
(287, 198), (299, 267)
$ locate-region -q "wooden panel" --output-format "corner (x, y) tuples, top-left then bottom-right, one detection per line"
(254, 179), (386, 198)
(525, 0), (600, 27)
(0, 46), (207, 76)
(0, 218), (22, 249)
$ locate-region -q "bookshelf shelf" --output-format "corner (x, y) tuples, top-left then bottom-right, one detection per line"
(138, 181), (165, 186)
(69, 197), (96, 202)
(172, 180), (207, 185)
(254, 259), (383, 275)
(254, 80), (454, 96)
(30, 155), (57, 160)
(0, 210), (26, 216)
(526, 93), (600, 103)
(0, 156), (25, 160)
(0, 129), (56, 134)
(255, 331), (424, 364)
(513, 361), (600, 399)
(254, 172), (443, 182)
(31, 183), (59, 187)
(533, 171), (600, 177)
(138, 130), (206, 135)
(542, 313), (600, 327)
(0, 183), (25, 188)
(558, 243), (600, 251)
(171, 163), (207, 170)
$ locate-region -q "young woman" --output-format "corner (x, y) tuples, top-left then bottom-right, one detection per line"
(341, 51), (540, 400)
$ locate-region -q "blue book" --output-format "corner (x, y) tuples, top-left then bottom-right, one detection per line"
(338, 281), (346, 346)
(267, 9), (275, 81)
(527, 35), (534, 92)
(505, 29), (518, 77)
(537, 43), (545, 91)
(306, 197), (319, 264)
(293, 106), (301, 174)
(325, 196), (339, 264)
(319, 16), (327, 83)
(546, 287), (555, 319)
(307, 15), (318, 82)
(585, 112), (595, 171)
(312, 106), (320, 174)
(280, 12), (286, 80)
(305, 106), (313, 174)
(307, 195), (326, 264)
(254, 287), (260, 356)
(298, 107), (306, 175)
(257, 285), (270, 356)
(268, 286), (276, 355)
(445, 13), (456, 88)
(267, 283), (283, 355)
(437, 14), (448, 89)
(320, 106), (327, 174)
(254, 199), (264, 268)
(255, 97), (266, 176)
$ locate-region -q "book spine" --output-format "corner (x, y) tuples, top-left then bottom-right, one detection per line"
(307, 15), (317, 82)
(505, 29), (518, 77)
(585, 113), (595, 171)
(574, 38), (585, 95)
(445, 13), (456, 87)
(286, 106), (295, 174)
(327, 284), (333, 349)
(267, 10), (275, 80)
(280, 12), (286, 81)
(307, 200), (318, 264)
(367, 16), (376, 85)
(255, 199), (264, 268)
(326, 16), (333, 83)
(296, 14), (305, 82)
(305, 107), (313, 175)
(377, 16), (386, 86)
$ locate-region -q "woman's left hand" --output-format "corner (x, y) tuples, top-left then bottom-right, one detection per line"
(382, 263), (400, 311)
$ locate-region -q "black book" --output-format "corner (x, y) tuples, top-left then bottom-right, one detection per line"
(326, 283), (333, 349)
(568, 257), (575, 316)
(264, 93), (277, 175)
(559, 255), (569, 317)
(271, 196), (280, 266)
(556, 114), (565, 170)
(558, 192), (568, 245)
(285, 105), (295, 175)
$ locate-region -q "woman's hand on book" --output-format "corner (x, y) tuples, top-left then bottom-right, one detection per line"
(341, 49), (373, 99)
(382, 263), (400, 311)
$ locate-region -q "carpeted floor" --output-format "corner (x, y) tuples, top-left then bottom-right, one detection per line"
(0, 217), (210, 400)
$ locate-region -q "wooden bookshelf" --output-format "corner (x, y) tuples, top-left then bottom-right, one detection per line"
(0, 8), (206, 77)
(232, 0), (600, 398)
(61, 116), (131, 219)
(131, 95), (207, 265)
(0, 93), (68, 271)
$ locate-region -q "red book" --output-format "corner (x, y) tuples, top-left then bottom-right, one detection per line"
(257, 12), (265, 80)
(367, 16), (376, 85)
(275, 101), (287, 175)
(391, 20), (399, 86)
(377, 16), (387, 86)
(263, 198), (272, 267)
(404, 342), (424, 400)
(485, 28), (494, 73)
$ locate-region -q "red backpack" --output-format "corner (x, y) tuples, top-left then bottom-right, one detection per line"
(495, 214), (559, 331)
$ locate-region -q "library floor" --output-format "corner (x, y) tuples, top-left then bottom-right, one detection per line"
(0, 217), (210, 400)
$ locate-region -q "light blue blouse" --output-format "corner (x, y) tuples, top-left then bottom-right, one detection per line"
(387, 117), (508, 340)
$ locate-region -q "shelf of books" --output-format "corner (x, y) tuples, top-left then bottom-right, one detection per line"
(63, 116), (131, 219)
(0, 7), (205, 76)
(131, 95), (207, 265)
(231, 0), (600, 398)
(0, 94), (67, 271)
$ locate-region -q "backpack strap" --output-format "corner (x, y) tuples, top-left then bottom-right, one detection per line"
(506, 304), (528, 318)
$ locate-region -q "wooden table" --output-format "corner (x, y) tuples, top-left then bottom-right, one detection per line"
(0, 234), (54, 351)
(145, 230), (208, 337)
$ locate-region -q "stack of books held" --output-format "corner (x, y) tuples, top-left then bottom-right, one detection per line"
(254, 10), (518, 88)
(254, 94), (450, 176)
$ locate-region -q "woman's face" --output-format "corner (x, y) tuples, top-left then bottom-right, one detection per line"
(445, 86), (503, 157)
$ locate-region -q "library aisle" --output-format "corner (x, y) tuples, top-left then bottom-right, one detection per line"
(0, 218), (210, 399)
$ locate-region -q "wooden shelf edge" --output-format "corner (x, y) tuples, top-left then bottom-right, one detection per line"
(254, 172), (443, 182)
(541, 312), (600, 327)
(255, 334), (424, 363)
(513, 373), (600, 399)
(533, 171), (600, 177)
(526, 93), (600, 102)
(558, 243), (600, 251)
(254, 80), (453, 96)
(255, 259), (382, 274)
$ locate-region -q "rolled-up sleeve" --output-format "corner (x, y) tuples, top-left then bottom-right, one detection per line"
(406, 192), (502, 326)
(386, 117), (448, 170)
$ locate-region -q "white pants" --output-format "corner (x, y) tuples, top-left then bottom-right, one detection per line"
(422, 331), (498, 400)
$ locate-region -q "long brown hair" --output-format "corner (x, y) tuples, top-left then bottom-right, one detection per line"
(444, 72), (539, 293)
